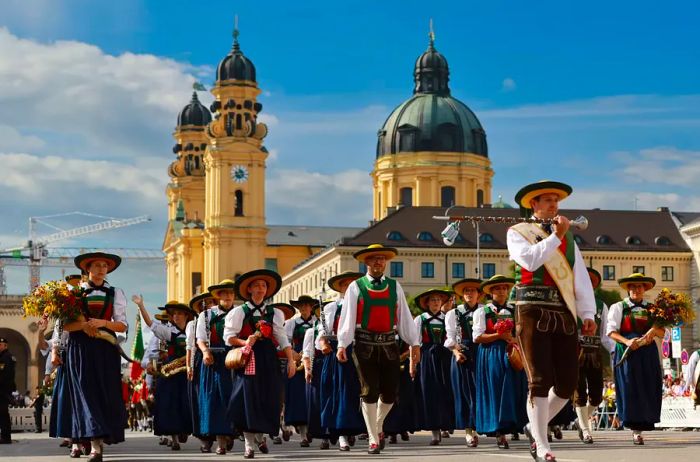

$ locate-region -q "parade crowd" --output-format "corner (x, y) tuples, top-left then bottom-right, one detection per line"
(2, 181), (699, 462)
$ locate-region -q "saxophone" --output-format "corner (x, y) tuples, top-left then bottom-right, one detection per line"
(160, 356), (187, 377)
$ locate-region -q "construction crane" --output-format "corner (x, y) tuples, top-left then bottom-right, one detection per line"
(0, 212), (157, 294)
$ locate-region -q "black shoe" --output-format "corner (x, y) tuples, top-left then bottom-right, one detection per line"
(511, 432), (520, 441)
(358, 433), (368, 440)
(320, 440), (330, 449)
(535, 453), (557, 462)
(348, 435), (356, 446)
(523, 424), (537, 460)
(70, 448), (81, 458)
(282, 429), (291, 441)
(226, 437), (234, 451)
(389, 434), (397, 444)
(244, 448), (255, 459)
(441, 430), (450, 438)
(272, 436), (282, 444)
(171, 442), (181, 450)
(368, 443), (380, 454)
(300, 438), (310, 448)
(178, 433), (188, 443)
(258, 441), (269, 454)
(576, 421), (584, 442)
(553, 427), (562, 440)
(339, 444), (350, 451)
(88, 453), (103, 462)
(400, 431), (409, 441)
(547, 433), (553, 443)
(583, 435), (594, 444)
(497, 434), (509, 449)
(429, 438), (440, 446)
(379, 433), (386, 450)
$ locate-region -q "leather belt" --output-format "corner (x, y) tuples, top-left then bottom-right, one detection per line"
(355, 329), (396, 345)
(515, 285), (565, 307)
(579, 335), (602, 347)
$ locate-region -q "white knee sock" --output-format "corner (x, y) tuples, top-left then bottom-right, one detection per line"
(587, 404), (597, 432)
(547, 387), (569, 420)
(361, 401), (379, 445)
(376, 400), (393, 435)
(90, 439), (102, 454)
(339, 435), (349, 447)
(527, 396), (551, 457)
(243, 432), (256, 451)
(575, 406), (590, 437)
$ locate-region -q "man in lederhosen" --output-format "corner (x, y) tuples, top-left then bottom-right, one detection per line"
(336, 244), (420, 454)
(507, 181), (596, 462)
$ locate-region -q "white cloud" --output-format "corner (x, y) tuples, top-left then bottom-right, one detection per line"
(266, 168), (372, 225)
(0, 124), (45, 151)
(612, 147), (700, 188)
(501, 77), (516, 92)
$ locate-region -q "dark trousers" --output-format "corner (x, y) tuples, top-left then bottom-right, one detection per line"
(574, 353), (604, 407)
(516, 304), (579, 398)
(352, 341), (400, 404)
(0, 395), (10, 441)
(34, 410), (43, 432)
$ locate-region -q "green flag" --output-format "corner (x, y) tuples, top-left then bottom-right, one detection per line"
(130, 313), (145, 379)
(192, 81), (206, 91)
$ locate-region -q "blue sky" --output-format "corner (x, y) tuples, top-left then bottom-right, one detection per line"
(1, 1), (699, 330)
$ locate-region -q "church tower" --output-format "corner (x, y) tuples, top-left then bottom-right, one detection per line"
(203, 26), (269, 286)
(164, 92), (211, 301)
(372, 32), (493, 220)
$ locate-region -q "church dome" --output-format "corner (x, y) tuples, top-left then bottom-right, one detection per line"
(376, 38), (487, 158)
(177, 92), (212, 128)
(216, 30), (256, 83)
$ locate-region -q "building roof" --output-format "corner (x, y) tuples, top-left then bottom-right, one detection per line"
(673, 211), (700, 227)
(340, 206), (691, 253)
(176, 92), (212, 128)
(267, 225), (363, 247)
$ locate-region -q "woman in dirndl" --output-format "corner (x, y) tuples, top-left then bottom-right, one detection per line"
(186, 292), (216, 451)
(63, 252), (128, 462)
(196, 280), (237, 454)
(318, 271), (366, 451)
(302, 316), (332, 449)
(473, 275), (528, 449)
(283, 295), (318, 446)
(607, 273), (664, 445)
(224, 269), (296, 459)
(445, 278), (482, 447)
(413, 289), (455, 445)
(133, 298), (195, 450)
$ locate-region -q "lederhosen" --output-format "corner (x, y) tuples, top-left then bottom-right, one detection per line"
(574, 298), (606, 407)
(415, 312), (454, 431)
(612, 300), (662, 431)
(514, 229), (579, 398)
(451, 304), (478, 430)
(154, 327), (192, 436)
(351, 277), (400, 404)
(284, 316), (315, 427)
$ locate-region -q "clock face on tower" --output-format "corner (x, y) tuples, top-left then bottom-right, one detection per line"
(231, 165), (249, 183)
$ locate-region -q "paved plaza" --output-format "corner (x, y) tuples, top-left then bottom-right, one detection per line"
(2, 429), (699, 461)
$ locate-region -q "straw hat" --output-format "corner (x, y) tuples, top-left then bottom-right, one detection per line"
(480, 274), (515, 296)
(452, 278), (482, 297)
(618, 273), (656, 291)
(234, 269), (282, 302)
(327, 271), (364, 292)
(514, 180), (572, 208)
(352, 244), (398, 263)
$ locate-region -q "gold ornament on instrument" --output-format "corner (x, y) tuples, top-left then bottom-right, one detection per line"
(160, 356), (187, 377)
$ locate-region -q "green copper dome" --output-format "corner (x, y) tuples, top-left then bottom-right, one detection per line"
(376, 38), (487, 159)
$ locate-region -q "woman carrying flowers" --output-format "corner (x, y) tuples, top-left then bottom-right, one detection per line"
(224, 269), (296, 459)
(607, 273), (665, 445)
(63, 252), (128, 462)
(473, 275), (528, 449)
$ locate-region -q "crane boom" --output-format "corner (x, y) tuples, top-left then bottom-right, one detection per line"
(33, 215), (151, 247)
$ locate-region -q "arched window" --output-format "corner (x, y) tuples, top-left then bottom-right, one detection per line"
(417, 231), (434, 242)
(234, 190), (244, 216)
(441, 186), (455, 207)
(479, 233), (494, 243)
(400, 187), (413, 207)
(596, 235), (611, 244)
(397, 125), (417, 152)
(477, 189), (484, 207)
(386, 231), (405, 241)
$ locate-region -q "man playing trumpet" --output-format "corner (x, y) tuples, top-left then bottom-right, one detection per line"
(506, 181), (596, 462)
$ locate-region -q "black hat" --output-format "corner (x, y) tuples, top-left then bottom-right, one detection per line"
(162, 301), (196, 318)
(587, 268), (602, 289)
(65, 274), (82, 284)
(290, 295), (321, 309)
(0, 337), (7, 343)
(269, 303), (296, 321)
(415, 289), (452, 311)
(514, 180), (572, 217)
(189, 292), (215, 314)
(327, 271), (364, 292)
(207, 279), (236, 299)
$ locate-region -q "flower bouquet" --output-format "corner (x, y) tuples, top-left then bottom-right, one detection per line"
(23, 281), (83, 322)
(494, 318), (514, 335)
(615, 289), (695, 367)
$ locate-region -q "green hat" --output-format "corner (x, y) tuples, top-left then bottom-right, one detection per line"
(234, 269), (283, 302)
(452, 278), (482, 297)
(480, 274), (516, 296)
(618, 273), (656, 291)
(416, 289), (453, 311)
(352, 244), (398, 263)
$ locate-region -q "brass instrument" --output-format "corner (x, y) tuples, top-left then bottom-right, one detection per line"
(433, 214), (589, 230)
(160, 356), (188, 377)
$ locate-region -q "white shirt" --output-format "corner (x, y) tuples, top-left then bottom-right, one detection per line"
(195, 305), (232, 344)
(685, 351), (700, 389)
(284, 315), (317, 349)
(595, 302), (614, 352)
(141, 331), (163, 369)
(444, 304), (480, 349)
(77, 281), (129, 329)
(606, 298), (649, 336)
(337, 274), (419, 349)
(317, 299), (342, 350)
(185, 319), (196, 351)
(302, 326), (316, 360)
(472, 303), (514, 341)
(223, 302), (290, 350)
(506, 227), (595, 322)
